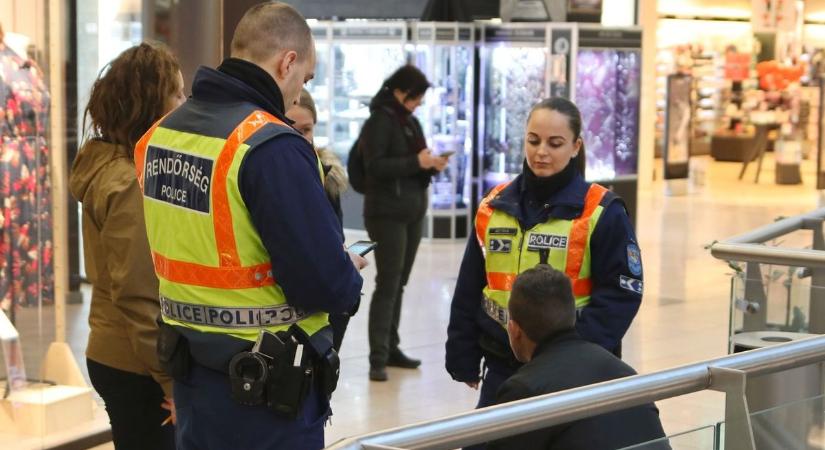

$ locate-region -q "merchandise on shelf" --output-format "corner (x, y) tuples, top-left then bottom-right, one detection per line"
(575, 49), (641, 180)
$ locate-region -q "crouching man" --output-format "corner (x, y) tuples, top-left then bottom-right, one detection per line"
(488, 265), (669, 450)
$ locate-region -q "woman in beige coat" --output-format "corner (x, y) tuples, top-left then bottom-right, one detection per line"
(69, 42), (184, 450)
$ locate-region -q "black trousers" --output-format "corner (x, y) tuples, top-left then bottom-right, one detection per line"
(365, 215), (424, 367)
(87, 358), (176, 450)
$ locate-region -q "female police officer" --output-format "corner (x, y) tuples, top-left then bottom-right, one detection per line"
(445, 97), (644, 411)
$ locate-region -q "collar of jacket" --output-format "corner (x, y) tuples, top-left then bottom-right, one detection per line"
(531, 328), (580, 359)
(489, 170), (592, 222)
(190, 63), (294, 126)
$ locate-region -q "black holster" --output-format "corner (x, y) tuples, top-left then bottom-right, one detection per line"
(157, 320), (191, 381)
(228, 325), (330, 420)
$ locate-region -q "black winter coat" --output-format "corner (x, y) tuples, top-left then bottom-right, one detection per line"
(358, 92), (432, 221)
(487, 330), (668, 450)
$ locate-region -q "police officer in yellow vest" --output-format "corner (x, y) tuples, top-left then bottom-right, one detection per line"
(445, 97), (643, 420)
(135, 4), (366, 449)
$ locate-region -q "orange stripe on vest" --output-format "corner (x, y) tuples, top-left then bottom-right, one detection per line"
(564, 184), (608, 287)
(152, 253), (274, 289)
(212, 111), (285, 267)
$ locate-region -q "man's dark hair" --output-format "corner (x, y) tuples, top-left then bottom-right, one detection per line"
(380, 64), (431, 100)
(509, 265), (576, 342)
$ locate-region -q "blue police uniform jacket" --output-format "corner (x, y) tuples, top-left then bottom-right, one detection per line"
(445, 171), (643, 382)
(168, 65), (363, 371)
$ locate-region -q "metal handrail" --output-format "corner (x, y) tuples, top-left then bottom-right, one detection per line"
(326, 335), (825, 450)
(709, 207), (825, 266)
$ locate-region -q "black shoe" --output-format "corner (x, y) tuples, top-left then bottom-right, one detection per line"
(369, 366), (388, 381)
(387, 351), (421, 369)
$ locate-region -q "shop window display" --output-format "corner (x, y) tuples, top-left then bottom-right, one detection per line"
(575, 48), (641, 180)
(480, 45), (548, 191)
(328, 23), (408, 162)
(0, 34), (53, 314)
(412, 23), (474, 239)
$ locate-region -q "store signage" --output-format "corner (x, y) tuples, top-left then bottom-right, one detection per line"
(484, 26), (546, 43)
(578, 28), (641, 49)
(436, 28), (457, 41)
(724, 53), (750, 81)
(417, 27), (464, 42)
(311, 27), (328, 39)
(752, 0), (798, 33)
(332, 27), (405, 40)
(458, 27), (472, 41)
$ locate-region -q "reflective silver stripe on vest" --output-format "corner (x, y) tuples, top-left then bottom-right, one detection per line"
(160, 296), (305, 328)
(483, 296), (509, 326)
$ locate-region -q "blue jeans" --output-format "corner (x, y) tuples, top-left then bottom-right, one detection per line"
(174, 363), (328, 450)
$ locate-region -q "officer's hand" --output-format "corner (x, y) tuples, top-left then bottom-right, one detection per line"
(464, 381), (479, 390)
(348, 251), (369, 271)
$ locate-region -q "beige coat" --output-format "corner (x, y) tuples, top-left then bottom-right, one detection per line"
(69, 140), (171, 397)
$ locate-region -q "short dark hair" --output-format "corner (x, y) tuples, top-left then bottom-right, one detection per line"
(230, 2), (313, 63)
(508, 265), (576, 342)
(528, 97), (586, 176)
(381, 64), (431, 101)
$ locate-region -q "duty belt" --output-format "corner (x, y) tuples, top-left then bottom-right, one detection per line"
(482, 296), (509, 326)
(160, 295), (306, 328)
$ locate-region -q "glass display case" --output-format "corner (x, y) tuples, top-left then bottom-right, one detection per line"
(329, 21), (409, 162)
(478, 24), (548, 193)
(412, 23), (474, 239)
(307, 21), (332, 149)
(574, 27), (642, 181)
(478, 23), (575, 193)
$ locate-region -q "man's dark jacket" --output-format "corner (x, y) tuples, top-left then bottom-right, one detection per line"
(487, 330), (668, 450)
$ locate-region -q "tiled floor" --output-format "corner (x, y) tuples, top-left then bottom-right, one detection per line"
(5, 155), (825, 449)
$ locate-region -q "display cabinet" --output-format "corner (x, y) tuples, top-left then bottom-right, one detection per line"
(477, 23), (552, 193)
(574, 26), (642, 181)
(307, 21), (332, 149)
(477, 23), (579, 194)
(412, 22), (474, 239)
(328, 21), (409, 162)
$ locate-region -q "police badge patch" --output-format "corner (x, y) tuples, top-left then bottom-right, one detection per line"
(627, 243), (642, 276)
(489, 239), (512, 253)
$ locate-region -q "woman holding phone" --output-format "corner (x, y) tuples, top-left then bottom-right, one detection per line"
(358, 64), (447, 381)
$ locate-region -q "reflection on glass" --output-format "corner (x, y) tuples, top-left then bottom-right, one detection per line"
(415, 45), (473, 210)
(618, 424), (714, 449)
(330, 43), (407, 161)
(576, 49), (641, 181)
(307, 42), (329, 148)
(481, 46), (548, 192)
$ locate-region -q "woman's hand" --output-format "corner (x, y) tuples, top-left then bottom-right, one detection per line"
(432, 155), (448, 172)
(161, 397), (176, 426)
(417, 149), (437, 169)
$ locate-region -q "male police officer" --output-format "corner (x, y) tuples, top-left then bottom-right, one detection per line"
(135, 3), (366, 449)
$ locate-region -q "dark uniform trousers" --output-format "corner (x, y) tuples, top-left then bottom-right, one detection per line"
(174, 363), (328, 450)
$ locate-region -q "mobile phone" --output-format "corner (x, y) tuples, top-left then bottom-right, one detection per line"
(439, 150), (456, 158)
(347, 240), (377, 257)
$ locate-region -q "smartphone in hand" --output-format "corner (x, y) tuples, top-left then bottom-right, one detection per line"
(347, 240), (377, 257)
